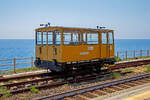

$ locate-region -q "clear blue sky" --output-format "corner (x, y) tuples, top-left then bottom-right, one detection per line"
(0, 0), (150, 39)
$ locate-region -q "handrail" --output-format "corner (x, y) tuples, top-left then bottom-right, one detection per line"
(0, 57), (34, 74)
(117, 49), (150, 59)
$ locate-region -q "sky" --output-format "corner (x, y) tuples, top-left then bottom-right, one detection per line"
(0, 0), (150, 39)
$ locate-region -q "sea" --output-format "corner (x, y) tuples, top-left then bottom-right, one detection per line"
(0, 39), (150, 71)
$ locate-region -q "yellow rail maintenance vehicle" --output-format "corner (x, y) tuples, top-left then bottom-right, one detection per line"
(34, 24), (115, 72)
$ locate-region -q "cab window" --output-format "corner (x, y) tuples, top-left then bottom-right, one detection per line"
(43, 32), (47, 45)
(48, 31), (53, 45)
(63, 31), (81, 45)
(109, 32), (113, 44)
(36, 32), (42, 45)
(54, 31), (61, 45)
(102, 32), (107, 44)
(83, 32), (99, 44)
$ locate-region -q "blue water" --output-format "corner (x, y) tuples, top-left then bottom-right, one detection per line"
(115, 39), (150, 51)
(0, 39), (150, 71)
(0, 39), (35, 59)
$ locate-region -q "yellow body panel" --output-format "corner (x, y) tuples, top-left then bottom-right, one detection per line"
(35, 26), (115, 63)
(61, 45), (100, 62)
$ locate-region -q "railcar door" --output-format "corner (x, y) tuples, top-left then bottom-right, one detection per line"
(42, 32), (48, 60)
(108, 32), (114, 57)
(101, 32), (109, 58)
(36, 31), (48, 60)
(47, 31), (54, 61)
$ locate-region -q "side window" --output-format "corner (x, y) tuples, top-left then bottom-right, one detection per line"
(63, 31), (81, 45)
(109, 32), (113, 44)
(54, 31), (61, 45)
(83, 32), (99, 44)
(102, 33), (107, 44)
(63, 33), (71, 45)
(36, 32), (42, 45)
(43, 32), (47, 44)
(87, 33), (98, 44)
(48, 31), (53, 45)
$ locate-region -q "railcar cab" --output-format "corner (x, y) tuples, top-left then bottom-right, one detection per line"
(35, 26), (115, 72)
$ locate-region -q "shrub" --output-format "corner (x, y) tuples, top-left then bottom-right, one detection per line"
(114, 56), (122, 62)
(2, 91), (11, 98)
(63, 84), (68, 87)
(146, 65), (150, 72)
(30, 86), (39, 93)
(0, 86), (11, 98)
(0, 86), (8, 93)
(112, 72), (121, 78)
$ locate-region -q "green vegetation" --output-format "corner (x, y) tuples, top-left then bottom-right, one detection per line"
(0, 86), (8, 93)
(1, 66), (41, 75)
(30, 85), (39, 93)
(2, 91), (11, 98)
(0, 86), (11, 98)
(114, 56), (122, 62)
(125, 68), (134, 73)
(145, 65), (150, 72)
(112, 72), (121, 78)
(63, 84), (69, 87)
(53, 78), (59, 82)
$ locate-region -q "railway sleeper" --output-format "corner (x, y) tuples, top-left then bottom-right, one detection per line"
(118, 84), (131, 88)
(94, 90), (108, 95)
(102, 88), (114, 93)
(141, 78), (150, 81)
(124, 82), (137, 86)
(85, 92), (99, 97)
(82, 92), (96, 98)
(104, 87), (117, 92)
(75, 94), (90, 100)
(110, 86), (123, 90)
(63, 97), (73, 100)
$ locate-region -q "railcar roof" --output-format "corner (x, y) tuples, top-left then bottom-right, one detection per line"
(35, 26), (113, 32)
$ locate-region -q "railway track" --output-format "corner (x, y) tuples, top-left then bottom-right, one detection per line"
(0, 70), (112, 97)
(109, 58), (150, 70)
(0, 58), (150, 98)
(33, 72), (150, 100)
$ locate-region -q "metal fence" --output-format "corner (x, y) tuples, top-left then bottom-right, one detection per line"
(0, 49), (150, 74)
(0, 57), (34, 74)
(116, 49), (150, 59)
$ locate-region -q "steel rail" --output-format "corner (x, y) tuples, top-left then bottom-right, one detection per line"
(109, 59), (150, 70)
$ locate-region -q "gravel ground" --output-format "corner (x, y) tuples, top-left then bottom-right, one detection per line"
(0, 65), (149, 100)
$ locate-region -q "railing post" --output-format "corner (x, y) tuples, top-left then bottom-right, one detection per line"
(147, 49), (149, 56)
(140, 50), (142, 57)
(133, 50), (136, 58)
(31, 57), (34, 70)
(126, 51), (128, 60)
(14, 58), (16, 73)
(117, 51), (119, 58)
